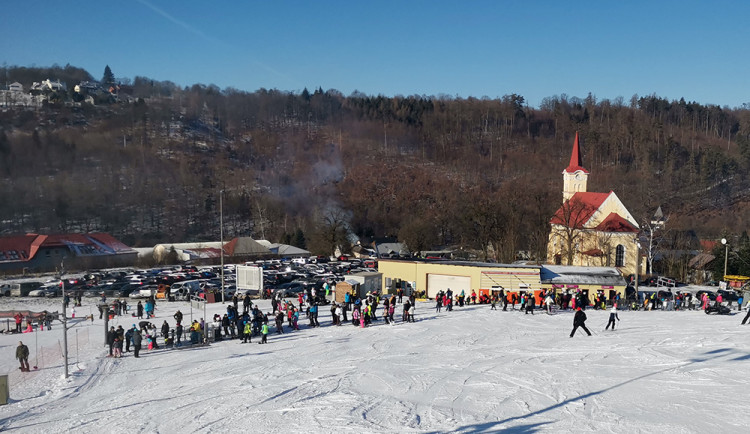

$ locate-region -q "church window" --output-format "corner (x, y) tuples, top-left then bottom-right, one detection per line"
(615, 245), (625, 267)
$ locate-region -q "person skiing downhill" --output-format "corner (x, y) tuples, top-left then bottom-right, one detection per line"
(605, 304), (620, 330)
(570, 307), (592, 337)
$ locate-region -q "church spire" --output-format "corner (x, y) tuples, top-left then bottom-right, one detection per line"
(564, 132), (589, 174)
(562, 132), (589, 202)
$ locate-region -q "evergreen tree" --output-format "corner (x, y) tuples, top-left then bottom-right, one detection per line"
(102, 65), (115, 86)
(293, 228), (306, 249)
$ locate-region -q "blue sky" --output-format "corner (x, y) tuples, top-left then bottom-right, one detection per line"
(2, 0), (748, 108)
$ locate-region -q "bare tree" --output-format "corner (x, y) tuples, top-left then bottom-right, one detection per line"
(549, 198), (598, 265)
(398, 218), (437, 257)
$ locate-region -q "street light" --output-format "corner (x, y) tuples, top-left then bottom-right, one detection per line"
(721, 238), (728, 280)
(634, 239), (641, 303)
(220, 189), (225, 304)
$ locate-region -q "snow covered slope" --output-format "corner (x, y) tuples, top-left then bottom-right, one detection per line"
(0, 297), (749, 433)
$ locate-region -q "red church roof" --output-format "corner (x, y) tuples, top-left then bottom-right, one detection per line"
(594, 213), (639, 233)
(550, 192), (610, 227)
(564, 132), (590, 174)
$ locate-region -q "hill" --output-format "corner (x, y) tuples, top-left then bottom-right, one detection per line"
(1, 65), (749, 269)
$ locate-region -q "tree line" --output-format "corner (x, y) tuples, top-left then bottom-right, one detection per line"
(1, 65), (749, 275)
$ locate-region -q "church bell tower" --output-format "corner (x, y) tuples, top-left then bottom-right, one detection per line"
(562, 132), (589, 202)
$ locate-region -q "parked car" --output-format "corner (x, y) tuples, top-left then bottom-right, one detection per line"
(717, 289), (740, 302)
(130, 285), (158, 299)
(170, 280), (202, 301)
(114, 283), (144, 298)
(29, 281), (62, 297)
(273, 282), (306, 298)
(695, 290), (717, 301)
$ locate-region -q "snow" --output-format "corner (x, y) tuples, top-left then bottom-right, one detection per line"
(1, 297), (749, 433)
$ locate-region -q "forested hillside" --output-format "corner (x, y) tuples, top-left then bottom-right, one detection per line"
(1, 65), (749, 262)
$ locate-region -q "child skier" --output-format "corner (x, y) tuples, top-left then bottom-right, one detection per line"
(605, 304), (620, 330)
(260, 323), (269, 344)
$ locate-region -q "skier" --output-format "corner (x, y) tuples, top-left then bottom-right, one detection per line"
(243, 321), (252, 343)
(107, 326), (116, 356)
(16, 341), (30, 372)
(260, 323), (269, 344)
(161, 320), (170, 339)
(352, 307), (360, 327)
(741, 306), (750, 325)
(605, 304), (620, 330)
(545, 293), (554, 314)
(125, 326), (134, 353)
(335, 304), (344, 326)
(525, 293), (535, 315)
(113, 336), (123, 358)
(137, 301), (144, 319)
(570, 307), (592, 337)
(132, 328), (142, 358)
(388, 299), (395, 323)
(175, 322), (183, 346)
(275, 310), (284, 334)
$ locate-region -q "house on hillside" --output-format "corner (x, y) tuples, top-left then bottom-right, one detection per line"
(8, 82), (23, 92)
(547, 133), (641, 277)
(0, 233), (137, 274)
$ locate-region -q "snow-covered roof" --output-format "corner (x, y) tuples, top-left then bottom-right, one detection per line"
(541, 265), (627, 286)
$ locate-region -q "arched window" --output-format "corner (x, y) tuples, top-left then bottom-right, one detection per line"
(615, 245), (625, 267)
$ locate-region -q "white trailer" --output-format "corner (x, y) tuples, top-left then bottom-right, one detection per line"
(236, 265), (263, 296)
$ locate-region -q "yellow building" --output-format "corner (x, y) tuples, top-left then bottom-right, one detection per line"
(378, 259), (542, 298)
(377, 259), (628, 304)
(547, 133), (640, 277)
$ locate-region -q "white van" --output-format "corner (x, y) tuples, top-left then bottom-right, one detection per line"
(170, 280), (202, 300)
(7, 281), (43, 297)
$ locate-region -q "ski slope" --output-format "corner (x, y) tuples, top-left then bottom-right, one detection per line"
(0, 296), (749, 433)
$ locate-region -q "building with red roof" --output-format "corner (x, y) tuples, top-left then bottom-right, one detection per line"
(547, 133), (640, 276)
(0, 233), (137, 274)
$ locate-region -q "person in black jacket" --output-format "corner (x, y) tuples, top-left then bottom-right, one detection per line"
(125, 326), (134, 352)
(161, 320), (170, 339)
(107, 326), (116, 356)
(175, 322), (183, 347)
(570, 307), (592, 337)
(525, 294), (535, 315)
(132, 327), (142, 358)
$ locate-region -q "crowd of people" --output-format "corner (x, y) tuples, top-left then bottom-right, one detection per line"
(94, 288), (421, 359)
(9, 283), (750, 370)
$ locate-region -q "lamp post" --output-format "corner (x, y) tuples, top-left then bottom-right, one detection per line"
(721, 238), (728, 280)
(634, 240), (640, 304)
(220, 189), (225, 304)
(59, 257), (69, 379)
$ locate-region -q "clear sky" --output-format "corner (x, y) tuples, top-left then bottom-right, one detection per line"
(2, 0), (748, 108)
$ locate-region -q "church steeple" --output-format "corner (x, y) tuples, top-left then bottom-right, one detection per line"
(562, 132), (589, 201)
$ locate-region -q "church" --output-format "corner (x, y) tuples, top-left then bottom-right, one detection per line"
(547, 133), (640, 277)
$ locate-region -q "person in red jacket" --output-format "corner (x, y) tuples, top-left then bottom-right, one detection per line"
(14, 313), (23, 333)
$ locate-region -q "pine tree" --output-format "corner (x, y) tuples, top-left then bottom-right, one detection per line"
(293, 228), (306, 249)
(102, 65), (115, 86)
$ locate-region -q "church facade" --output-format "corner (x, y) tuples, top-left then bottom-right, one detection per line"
(547, 133), (640, 277)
